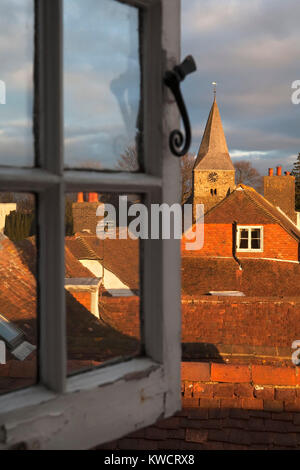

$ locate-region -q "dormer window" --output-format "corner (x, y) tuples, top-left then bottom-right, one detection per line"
(237, 226), (263, 252)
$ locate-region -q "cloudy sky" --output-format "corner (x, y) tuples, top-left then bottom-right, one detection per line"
(64, 0), (140, 170)
(0, 0), (300, 174)
(0, 0), (33, 167)
(182, 0), (300, 174)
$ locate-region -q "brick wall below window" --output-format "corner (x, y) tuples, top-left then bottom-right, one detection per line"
(96, 362), (300, 450)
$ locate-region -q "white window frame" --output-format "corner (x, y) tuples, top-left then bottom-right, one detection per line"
(236, 225), (264, 253)
(0, 0), (181, 449)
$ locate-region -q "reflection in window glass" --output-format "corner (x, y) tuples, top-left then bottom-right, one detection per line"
(0, 0), (34, 167)
(65, 192), (140, 376)
(64, 0), (141, 171)
(0, 193), (37, 395)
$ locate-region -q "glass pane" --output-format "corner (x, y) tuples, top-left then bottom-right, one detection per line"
(240, 229), (248, 239)
(0, 0), (34, 167)
(239, 238), (248, 249)
(251, 238), (260, 249)
(239, 229), (248, 249)
(64, 0), (141, 171)
(0, 193), (37, 395)
(251, 228), (260, 239)
(65, 192), (140, 376)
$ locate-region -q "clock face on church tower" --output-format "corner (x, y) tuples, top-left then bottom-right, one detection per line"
(208, 172), (218, 183)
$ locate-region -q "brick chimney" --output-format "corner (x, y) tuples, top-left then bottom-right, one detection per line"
(72, 192), (101, 234)
(264, 167), (296, 223)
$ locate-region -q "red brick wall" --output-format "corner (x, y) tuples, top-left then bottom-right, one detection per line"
(98, 362), (300, 450)
(183, 224), (233, 257)
(182, 223), (299, 261)
(239, 224), (298, 261)
(71, 291), (91, 312)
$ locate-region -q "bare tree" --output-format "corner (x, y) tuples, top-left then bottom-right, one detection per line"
(116, 146), (196, 203)
(234, 160), (263, 193)
(116, 145), (139, 172)
(181, 153), (196, 203)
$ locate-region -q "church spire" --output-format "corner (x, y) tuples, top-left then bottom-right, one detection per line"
(194, 98), (234, 171)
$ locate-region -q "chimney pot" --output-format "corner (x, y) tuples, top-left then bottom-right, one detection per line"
(77, 192), (84, 203)
(88, 192), (98, 203)
(276, 165), (282, 176)
(268, 168), (274, 176)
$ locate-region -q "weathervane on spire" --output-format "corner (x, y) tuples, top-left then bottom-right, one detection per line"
(212, 82), (217, 99)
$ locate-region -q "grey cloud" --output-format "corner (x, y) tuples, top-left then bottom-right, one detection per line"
(182, 0), (300, 174)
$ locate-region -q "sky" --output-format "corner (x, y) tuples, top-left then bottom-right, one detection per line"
(0, 0), (33, 167)
(181, 0), (300, 175)
(0, 0), (300, 174)
(64, 0), (140, 170)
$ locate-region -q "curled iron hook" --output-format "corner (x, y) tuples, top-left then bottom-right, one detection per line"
(164, 55), (197, 157)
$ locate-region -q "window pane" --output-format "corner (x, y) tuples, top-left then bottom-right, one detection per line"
(240, 229), (248, 239)
(65, 192), (141, 376)
(251, 228), (260, 239)
(63, 0), (141, 171)
(251, 238), (260, 249)
(0, 0), (34, 168)
(0, 193), (37, 394)
(239, 238), (248, 249)
(239, 229), (248, 249)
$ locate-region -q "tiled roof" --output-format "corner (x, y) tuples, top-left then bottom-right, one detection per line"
(205, 184), (300, 242)
(239, 185), (300, 241)
(67, 232), (139, 291)
(0, 236), (37, 344)
(182, 256), (300, 297)
(194, 98), (234, 171)
(66, 291), (139, 364)
(65, 244), (96, 278)
(0, 235), (138, 377)
(65, 236), (99, 261)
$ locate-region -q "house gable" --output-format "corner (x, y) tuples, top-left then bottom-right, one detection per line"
(183, 187), (300, 261)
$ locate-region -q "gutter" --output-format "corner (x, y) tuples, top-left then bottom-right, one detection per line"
(232, 221), (242, 270)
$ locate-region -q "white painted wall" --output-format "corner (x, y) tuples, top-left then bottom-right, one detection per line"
(0, 203), (16, 233)
(80, 259), (135, 297)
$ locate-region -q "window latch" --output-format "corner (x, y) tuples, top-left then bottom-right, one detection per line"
(164, 55), (197, 157)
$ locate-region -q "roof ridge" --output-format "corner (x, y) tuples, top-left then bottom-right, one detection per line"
(77, 235), (101, 260)
(204, 187), (237, 216)
(242, 187), (300, 241)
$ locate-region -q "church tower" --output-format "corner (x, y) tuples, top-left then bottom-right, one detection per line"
(193, 97), (235, 215)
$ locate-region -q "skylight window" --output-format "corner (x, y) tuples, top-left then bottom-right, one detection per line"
(0, 314), (24, 349)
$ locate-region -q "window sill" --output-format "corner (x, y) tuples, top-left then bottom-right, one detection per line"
(0, 357), (175, 449)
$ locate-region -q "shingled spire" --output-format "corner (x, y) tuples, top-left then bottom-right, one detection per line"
(192, 97), (235, 215)
(194, 97), (234, 171)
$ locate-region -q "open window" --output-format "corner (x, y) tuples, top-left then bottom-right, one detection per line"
(0, 0), (181, 450)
